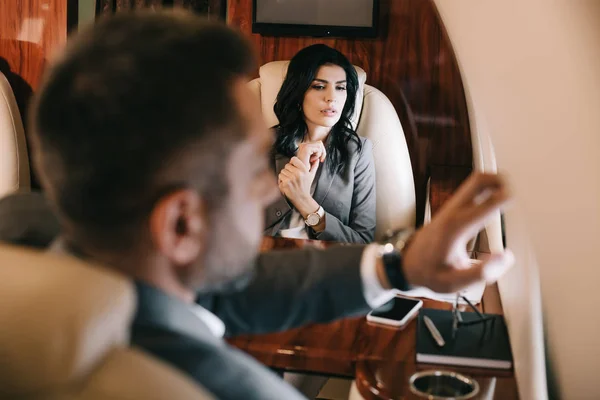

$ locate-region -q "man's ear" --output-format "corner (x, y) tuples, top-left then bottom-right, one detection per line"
(149, 189), (206, 266)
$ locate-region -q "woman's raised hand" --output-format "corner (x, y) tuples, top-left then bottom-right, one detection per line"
(278, 156), (320, 217)
(296, 141), (326, 167)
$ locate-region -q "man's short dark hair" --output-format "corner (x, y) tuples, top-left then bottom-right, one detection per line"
(30, 11), (256, 250)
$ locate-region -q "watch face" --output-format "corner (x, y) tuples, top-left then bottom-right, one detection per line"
(306, 213), (320, 226)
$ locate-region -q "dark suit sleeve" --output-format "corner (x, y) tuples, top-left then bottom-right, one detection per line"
(197, 244), (371, 337)
(133, 329), (306, 400)
(312, 139), (377, 244)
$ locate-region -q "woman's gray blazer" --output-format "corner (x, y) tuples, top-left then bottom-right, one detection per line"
(264, 137), (376, 244)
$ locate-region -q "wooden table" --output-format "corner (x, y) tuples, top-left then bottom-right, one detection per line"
(228, 237), (518, 399)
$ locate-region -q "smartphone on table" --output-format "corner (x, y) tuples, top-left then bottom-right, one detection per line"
(366, 294), (423, 327)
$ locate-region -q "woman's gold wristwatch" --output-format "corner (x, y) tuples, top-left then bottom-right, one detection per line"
(305, 206), (325, 227)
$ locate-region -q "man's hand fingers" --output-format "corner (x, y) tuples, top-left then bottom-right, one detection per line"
(446, 173), (507, 211)
(436, 250), (514, 293)
(471, 184), (511, 217)
(480, 250), (514, 282)
(436, 263), (486, 293)
(453, 188), (510, 241)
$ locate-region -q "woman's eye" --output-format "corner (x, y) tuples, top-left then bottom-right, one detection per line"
(312, 85), (325, 90)
(336, 86), (347, 91)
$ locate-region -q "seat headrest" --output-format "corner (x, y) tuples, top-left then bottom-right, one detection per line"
(0, 244), (135, 396)
(0, 191), (61, 248)
(256, 60), (367, 129)
(0, 71), (30, 197)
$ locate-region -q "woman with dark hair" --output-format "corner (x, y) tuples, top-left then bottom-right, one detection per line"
(264, 44), (376, 244)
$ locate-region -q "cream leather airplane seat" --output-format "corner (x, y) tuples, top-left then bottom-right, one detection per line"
(0, 244), (213, 400)
(249, 61), (416, 239)
(0, 71), (30, 197)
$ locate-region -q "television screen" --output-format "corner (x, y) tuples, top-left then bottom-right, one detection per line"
(253, 0), (378, 38)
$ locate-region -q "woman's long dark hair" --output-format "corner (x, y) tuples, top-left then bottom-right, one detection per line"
(273, 44), (361, 175)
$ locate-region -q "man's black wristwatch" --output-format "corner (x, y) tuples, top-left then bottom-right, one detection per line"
(378, 229), (414, 291)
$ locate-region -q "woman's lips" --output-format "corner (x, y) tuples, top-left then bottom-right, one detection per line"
(320, 109), (337, 117)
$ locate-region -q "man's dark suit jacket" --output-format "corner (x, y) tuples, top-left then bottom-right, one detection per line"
(133, 245), (370, 399)
(0, 192), (372, 399)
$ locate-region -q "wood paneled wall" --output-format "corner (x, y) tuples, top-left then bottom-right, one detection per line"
(0, 0), (73, 189)
(0, 1), (225, 112)
(228, 0), (473, 221)
(1, 0), (472, 210)
(0, 0), (68, 114)
(96, 0), (225, 19)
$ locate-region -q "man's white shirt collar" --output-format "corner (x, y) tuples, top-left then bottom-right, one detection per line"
(191, 305), (226, 338)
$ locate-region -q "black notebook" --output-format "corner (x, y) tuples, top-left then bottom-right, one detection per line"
(416, 308), (513, 370)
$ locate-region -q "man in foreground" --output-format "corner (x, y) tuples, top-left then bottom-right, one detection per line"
(25, 11), (514, 399)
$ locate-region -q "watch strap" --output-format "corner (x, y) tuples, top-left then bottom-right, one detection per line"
(379, 228), (415, 291)
(380, 246), (411, 291)
(316, 205), (325, 218)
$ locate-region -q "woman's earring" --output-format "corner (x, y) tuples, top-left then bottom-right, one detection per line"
(297, 103), (302, 111)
